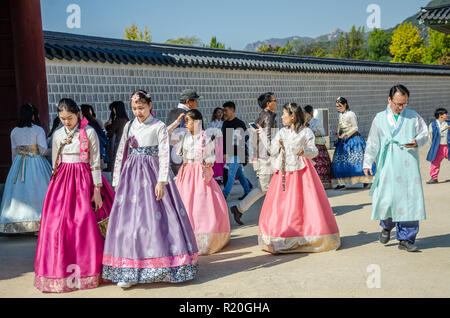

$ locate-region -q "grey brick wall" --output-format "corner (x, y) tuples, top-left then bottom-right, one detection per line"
(46, 60), (450, 140)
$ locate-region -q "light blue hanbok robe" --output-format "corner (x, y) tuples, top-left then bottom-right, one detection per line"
(0, 125), (52, 233)
(363, 106), (428, 222)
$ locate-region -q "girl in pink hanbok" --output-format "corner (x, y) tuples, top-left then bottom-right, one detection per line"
(168, 110), (230, 255)
(258, 103), (340, 254)
(34, 98), (114, 293)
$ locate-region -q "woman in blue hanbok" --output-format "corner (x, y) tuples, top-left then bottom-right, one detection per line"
(0, 104), (52, 234)
(331, 97), (374, 189)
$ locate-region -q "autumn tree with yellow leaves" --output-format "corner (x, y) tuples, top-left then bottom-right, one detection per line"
(124, 24), (152, 43)
(389, 22), (424, 63)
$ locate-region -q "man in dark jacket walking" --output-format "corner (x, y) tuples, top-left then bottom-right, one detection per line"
(230, 92), (278, 225)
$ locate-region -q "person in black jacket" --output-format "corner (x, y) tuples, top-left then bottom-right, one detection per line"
(167, 89), (201, 176)
(221, 101), (251, 200)
(230, 92), (278, 225)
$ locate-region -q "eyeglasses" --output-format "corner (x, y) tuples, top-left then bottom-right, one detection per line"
(270, 99), (277, 103)
(391, 102), (408, 108)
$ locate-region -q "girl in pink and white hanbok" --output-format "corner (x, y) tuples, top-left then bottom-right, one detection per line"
(34, 98), (114, 293)
(169, 109), (230, 255)
(258, 103), (340, 254)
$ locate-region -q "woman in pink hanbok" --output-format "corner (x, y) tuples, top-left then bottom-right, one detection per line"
(34, 98), (114, 293)
(169, 110), (230, 255)
(257, 103), (340, 254)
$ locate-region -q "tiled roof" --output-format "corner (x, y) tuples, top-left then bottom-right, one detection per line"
(43, 31), (450, 76)
(418, 4), (450, 22)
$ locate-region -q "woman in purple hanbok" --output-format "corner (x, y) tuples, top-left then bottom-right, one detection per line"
(102, 90), (198, 289)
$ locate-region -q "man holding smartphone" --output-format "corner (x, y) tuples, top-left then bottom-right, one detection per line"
(230, 92), (277, 225)
(363, 84), (428, 252)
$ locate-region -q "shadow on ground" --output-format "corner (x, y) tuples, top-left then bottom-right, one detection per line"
(0, 235), (37, 280)
(339, 231), (379, 250)
(332, 203), (371, 216)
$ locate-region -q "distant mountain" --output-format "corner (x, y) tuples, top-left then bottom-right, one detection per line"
(243, 35), (313, 51)
(314, 28), (345, 42)
(243, 0), (450, 52)
(243, 29), (344, 51)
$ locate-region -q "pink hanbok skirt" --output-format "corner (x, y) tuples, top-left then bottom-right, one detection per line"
(176, 162), (230, 255)
(259, 158), (340, 254)
(34, 162), (114, 293)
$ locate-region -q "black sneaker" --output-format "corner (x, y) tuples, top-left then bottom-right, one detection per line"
(363, 183), (371, 189)
(230, 206), (244, 225)
(335, 185), (346, 190)
(426, 178), (438, 184)
(398, 240), (419, 252)
(379, 229), (391, 244)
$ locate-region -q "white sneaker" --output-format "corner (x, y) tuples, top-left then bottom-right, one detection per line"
(117, 281), (136, 289)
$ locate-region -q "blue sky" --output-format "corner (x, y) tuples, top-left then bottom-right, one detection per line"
(41, 0), (430, 50)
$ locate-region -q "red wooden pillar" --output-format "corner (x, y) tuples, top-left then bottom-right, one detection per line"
(0, 0), (48, 182)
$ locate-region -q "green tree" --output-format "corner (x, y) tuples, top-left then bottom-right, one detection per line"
(390, 22), (424, 63)
(256, 44), (280, 53)
(276, 40), (294, 55)
(368, 28), (393, 61)
(206, 36), (226, 49)
(332, 26), (368, 60)
(422, 28), (450, 65)
(165, 36), (202, 46)
(124, 24), (151, 42)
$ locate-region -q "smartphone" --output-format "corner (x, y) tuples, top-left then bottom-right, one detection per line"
(403, 143), (416, 147)
(249, 122), (258, 130)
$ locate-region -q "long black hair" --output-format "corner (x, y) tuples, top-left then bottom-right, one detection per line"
(80, 104), (107, 139)
(48, 116), (62, 138)
(29, 104), (41, 126)
(283, 103), (306, 133)
(18, 104), (34, 128)
(109, 101), (129, 122)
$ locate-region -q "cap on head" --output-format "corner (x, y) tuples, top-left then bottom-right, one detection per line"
(180, 89), (201, 102)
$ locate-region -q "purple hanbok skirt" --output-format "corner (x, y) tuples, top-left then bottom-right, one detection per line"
(102, 150), (198, 283)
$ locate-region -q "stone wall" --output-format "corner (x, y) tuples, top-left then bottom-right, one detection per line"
(45, 60), (450, 140)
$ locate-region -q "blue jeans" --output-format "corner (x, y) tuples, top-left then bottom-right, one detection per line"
(222, 156), (251, 198)
(380, 218), (419, 244)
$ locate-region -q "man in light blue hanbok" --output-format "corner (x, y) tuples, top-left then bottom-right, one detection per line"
(363, 85), (428, 252)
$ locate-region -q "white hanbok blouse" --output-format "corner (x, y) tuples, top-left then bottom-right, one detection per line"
(113, 115), (170, 187)
(338, 110), (358, 137)
(10, 125), (47, 161)
(52, 124), (102, 185)
(261, 127), (318, 172)
(168, 122), (216, 165)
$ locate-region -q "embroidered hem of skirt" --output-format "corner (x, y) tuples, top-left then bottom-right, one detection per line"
(102, 253), (198, 268)
(0, 221), (40, 233)
(258, 233), (341, 254)
(102, 263), (198, 283)
(34, 274), (101, 293)
(195, 232), (230, 255)
(332, 175), (373, 186)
